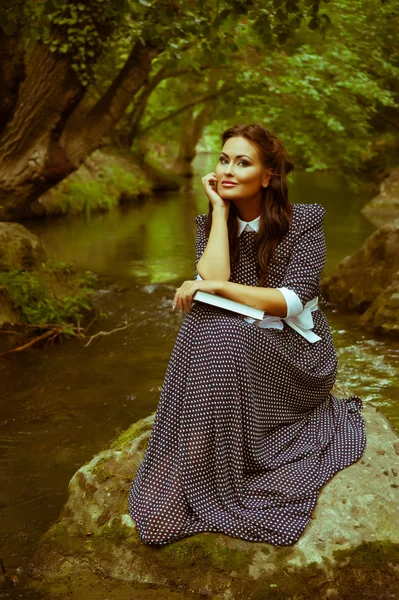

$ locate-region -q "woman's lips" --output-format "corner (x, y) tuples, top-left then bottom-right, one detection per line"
(221, 181), (238, 187)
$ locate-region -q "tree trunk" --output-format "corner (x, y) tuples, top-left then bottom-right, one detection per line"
(172, 75), (219, 178)
(0, 37), (158, 221)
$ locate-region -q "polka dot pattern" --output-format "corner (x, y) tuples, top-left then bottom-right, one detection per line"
(128, 203), (367, 546)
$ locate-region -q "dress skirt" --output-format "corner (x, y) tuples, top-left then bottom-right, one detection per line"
(128, 204), (367, 546)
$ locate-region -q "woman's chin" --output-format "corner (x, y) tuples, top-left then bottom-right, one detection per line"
(218, 189), (237, 199)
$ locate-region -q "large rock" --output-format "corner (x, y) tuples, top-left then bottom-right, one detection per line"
(0, 222), (47, 271)
(26, 384), (399, 600)
(321, 222), (399, 335)
(359, 270), (399, 334)
(362, 166), (399, 227)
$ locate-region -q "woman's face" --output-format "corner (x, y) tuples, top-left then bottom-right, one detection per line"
(215, 136), (272, 201)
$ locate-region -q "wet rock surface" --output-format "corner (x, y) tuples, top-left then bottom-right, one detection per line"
(27, 383), (399, 600)
(362, 166), (399, 227)
(0, 222), (47, 271)
(321, 222), (399, 335)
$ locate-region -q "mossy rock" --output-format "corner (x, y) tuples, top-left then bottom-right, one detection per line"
(28, 147), (153, 219)
(0, 222), (46, 271)
(27, 388), (399, 600)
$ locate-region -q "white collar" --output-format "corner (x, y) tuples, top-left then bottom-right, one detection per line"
(237, 214), (261, 236)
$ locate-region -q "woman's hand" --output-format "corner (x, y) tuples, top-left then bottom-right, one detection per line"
(173, 279), (220, 313)
(202, 172), (230, 212)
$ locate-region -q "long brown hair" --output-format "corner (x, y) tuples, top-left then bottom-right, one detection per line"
(204, 123), (294, 287)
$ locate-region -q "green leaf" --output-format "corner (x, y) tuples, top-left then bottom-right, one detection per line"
(0, 16), (18, 36)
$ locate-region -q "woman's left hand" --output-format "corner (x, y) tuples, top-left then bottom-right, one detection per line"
(173, 279), (220, 313)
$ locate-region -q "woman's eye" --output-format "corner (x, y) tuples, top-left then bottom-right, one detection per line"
(238, 161), (249, 167)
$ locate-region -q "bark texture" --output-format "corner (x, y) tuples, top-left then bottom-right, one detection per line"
(0, 36), (158, 221)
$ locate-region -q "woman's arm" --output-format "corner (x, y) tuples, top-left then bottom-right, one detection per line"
(213, 281), (288, 317)
(174, 278), (288, 317)
(179, 204), (326, 317)
(196, 207), (230, 280)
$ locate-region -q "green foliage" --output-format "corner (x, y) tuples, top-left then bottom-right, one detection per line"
(0, 267), (98, 332)
(43, 1), (128, 86)
(200, 0), (399, 191)
(1, 1), (335, 87)
(57, 153), (151, 217)
(0, 0), (129, 86)
(62, 180), (115, 217)
(102, 165), (135, 190)
(45, 258), (77, 276)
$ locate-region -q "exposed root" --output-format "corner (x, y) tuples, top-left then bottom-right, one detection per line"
(0, 321), (132, 353)
(0, 323), (84, 355)
(84, 322), (132, 347)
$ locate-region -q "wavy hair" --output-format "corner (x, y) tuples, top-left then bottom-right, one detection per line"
(204, 123), (294, 287)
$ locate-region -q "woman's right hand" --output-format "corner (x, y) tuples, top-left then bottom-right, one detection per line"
(202, 172), (230, 212)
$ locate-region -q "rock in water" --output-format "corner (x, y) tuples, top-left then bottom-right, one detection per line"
(361, 166), (399, 227)
(321, 222), (399, 335)
(0, 222), (47, 271)
(27, 387), (399, 600)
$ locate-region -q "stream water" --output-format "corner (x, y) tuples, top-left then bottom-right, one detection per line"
(1, 154), (398, 598)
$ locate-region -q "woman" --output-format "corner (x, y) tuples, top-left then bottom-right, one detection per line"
(128, 123), (366, 547)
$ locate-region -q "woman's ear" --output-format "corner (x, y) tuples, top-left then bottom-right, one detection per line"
(262, 168), (273, 188)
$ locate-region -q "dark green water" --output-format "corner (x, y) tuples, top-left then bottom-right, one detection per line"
(0, 155), (397, 598)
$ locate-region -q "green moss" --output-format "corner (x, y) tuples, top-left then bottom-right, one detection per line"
(91, 457), (114, 483)
(56, 148), (152, 218)
(74, 470), (97, 495)
(158, 534), (254, 572)
(247, 540), (399, 600)
(332, 539), (399, 569)
(61, 180), (115, 217)
(88, 518), (134, 555)
(41, 521), (83, 555)
(109, 417), (152, 451)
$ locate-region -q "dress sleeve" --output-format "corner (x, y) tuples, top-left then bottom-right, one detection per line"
(278, 203), (327, 308)
(194, 214), (208, 279)
(276, 287), (303, 317)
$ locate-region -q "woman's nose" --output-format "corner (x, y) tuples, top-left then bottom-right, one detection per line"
(224, 162), (234, 175)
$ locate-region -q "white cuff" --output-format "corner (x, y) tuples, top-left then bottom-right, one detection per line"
(196, 273), (203, 280)
(277, 287), (303, 317)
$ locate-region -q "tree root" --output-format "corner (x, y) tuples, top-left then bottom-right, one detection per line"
(0, 323), (83, 355)
(84, 322), (132, 346)
(0, 321), (132, 354)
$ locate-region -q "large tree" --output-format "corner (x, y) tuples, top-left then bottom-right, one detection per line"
(0, 0), (332, 221)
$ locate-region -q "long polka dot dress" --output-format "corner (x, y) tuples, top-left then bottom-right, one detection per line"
(128, 202), (367, 546)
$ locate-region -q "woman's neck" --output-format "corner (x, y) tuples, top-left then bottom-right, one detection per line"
(236, 207), (261, 222)
(234, 197), (262, 222)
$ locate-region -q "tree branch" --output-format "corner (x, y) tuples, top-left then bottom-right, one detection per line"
(63, 39), (160, 165)
(126, 64), (233, 145)
(138, 85), (238, 135)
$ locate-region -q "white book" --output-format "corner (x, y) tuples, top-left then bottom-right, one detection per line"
(192, 290), (265, 320)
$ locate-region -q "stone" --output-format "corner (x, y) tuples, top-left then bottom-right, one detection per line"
(321, 223), (399, 335)
(0, 222), (47, 271)
(26, 384), (399, 600)
(362, 166), (399, 227)
(359, 270), (399, 334)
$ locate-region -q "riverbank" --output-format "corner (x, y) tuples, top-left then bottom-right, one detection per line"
(25, 147), (183, 220)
